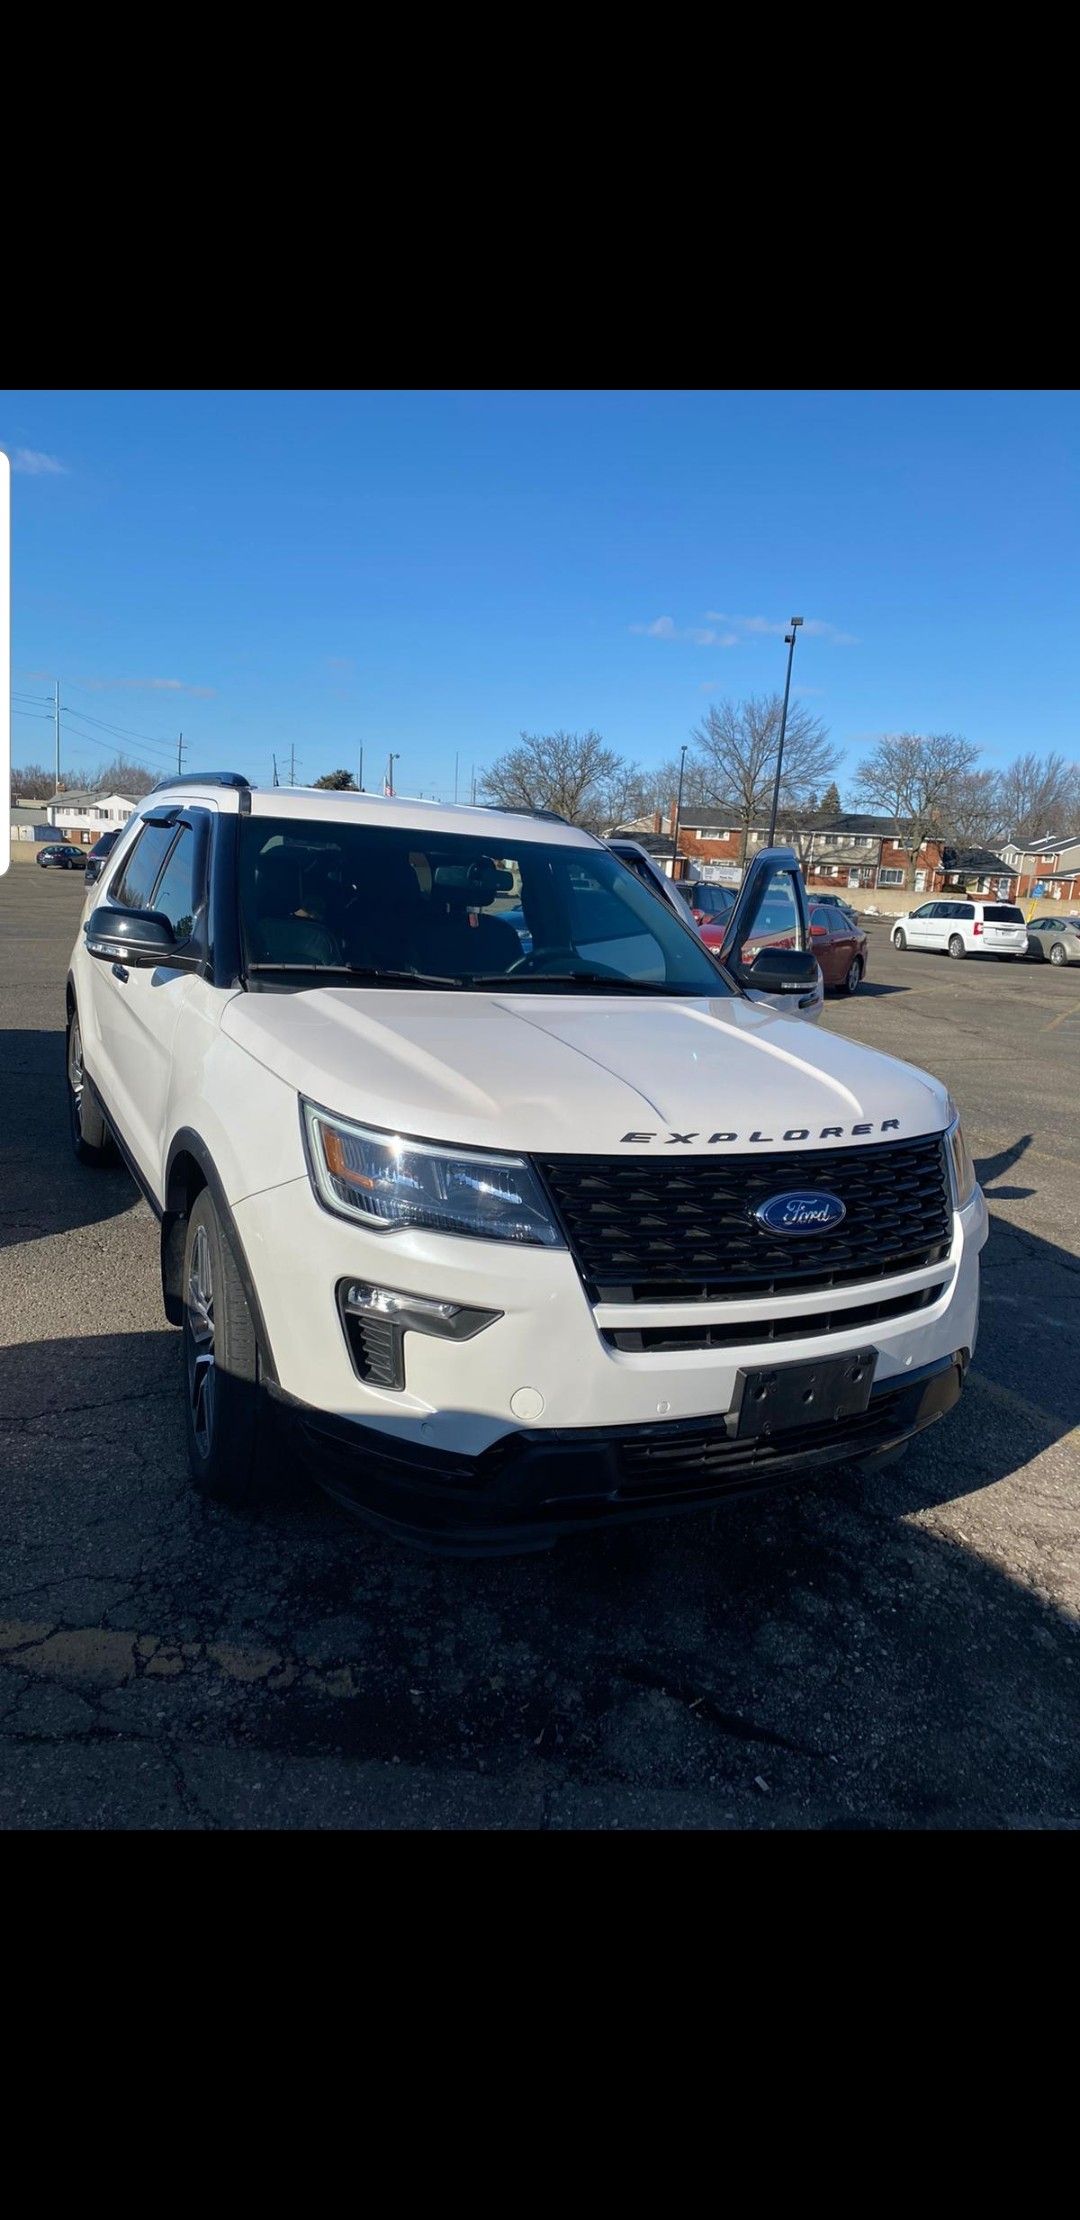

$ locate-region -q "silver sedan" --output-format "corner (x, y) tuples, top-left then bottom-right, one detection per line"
(1026, 917), (1080, 966)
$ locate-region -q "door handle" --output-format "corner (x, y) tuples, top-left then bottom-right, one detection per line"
(112, 963), (130, 984)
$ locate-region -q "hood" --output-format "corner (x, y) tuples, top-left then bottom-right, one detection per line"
(221, 988), (950, 1156)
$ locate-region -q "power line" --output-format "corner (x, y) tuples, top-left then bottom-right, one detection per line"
(57, 703), (176, 756)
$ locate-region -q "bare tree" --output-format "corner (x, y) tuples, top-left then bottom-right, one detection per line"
(946, 767), (1005, 848)
(997, 751), (1080, 845)
(10, 761), (72, 800)
(690, 693), (840, 863)
(852, 732), (979, 886)
(479, 731), (629, 832)
(83, 756), (156, 797)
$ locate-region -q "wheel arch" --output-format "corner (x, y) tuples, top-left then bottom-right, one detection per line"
(161, 1128), (279, 1381)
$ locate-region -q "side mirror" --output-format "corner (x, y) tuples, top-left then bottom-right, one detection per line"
(84, 859), (102, 888)
(85, 906), (187, 968)
(745, 946), (820, 994)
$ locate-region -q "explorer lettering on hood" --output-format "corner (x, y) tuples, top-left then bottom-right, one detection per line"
(619, 1120), (903, 1144)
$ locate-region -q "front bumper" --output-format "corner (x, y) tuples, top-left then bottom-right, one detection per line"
(280, 1351), (967, 1550)
(234, 1170), (987, 1545)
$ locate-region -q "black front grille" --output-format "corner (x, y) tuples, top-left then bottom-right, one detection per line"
(603, 1282), (945, 1352)
(537, 1134), (952, 1303)
(612, 1380), (917, 1504)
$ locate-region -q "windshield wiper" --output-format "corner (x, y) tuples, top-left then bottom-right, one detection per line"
(245, 963), (462, 986)
(469, 972), (708, 993)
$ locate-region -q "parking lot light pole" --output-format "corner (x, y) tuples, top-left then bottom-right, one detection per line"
(767, 616), (803, 846)
(670, 744), (687, 875)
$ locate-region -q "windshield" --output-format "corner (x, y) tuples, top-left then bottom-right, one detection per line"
(238, 820), (735, 995)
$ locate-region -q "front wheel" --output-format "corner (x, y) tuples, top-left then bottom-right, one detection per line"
(948, 935), (966, 960)
(1050, 941), (1068, 966)
(66, 1008), (116, 1166)
(893, 929), (907, 951)
(843, 955), (863, 995)
(182, 1188), (278, 1505)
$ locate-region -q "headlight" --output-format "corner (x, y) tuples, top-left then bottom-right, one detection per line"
(301, 1101), (564, 1245)
(945, 1096), (977, 1208)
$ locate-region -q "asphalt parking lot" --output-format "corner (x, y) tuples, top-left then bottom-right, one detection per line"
(1, 868), (1078, 1829)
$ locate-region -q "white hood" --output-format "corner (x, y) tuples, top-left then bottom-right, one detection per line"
(221, 988), (950, 1156)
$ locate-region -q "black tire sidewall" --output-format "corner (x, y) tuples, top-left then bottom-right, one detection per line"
(182, 1189), (271, 1504)
(66, 1008), (115, 1166)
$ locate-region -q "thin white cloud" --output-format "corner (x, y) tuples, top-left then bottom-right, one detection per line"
(9, 447), (67, 475)
(632, 616), (740, 648)
(73, 674), (217, 698)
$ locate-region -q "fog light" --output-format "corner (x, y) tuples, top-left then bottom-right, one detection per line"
(337, 1280), (501, 1391)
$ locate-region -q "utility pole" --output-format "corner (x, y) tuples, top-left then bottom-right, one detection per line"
(289, 745), (296, 787)
(385, 751), (399, 797)
(358, 745), (364, 792)
(670, 745), (687, 875)
(54, 679), (61, 793)
(454, 753), (459, 804)
(470, 764), (477, 806)
(767, 616), (804, 845)
(177, 731), (185, 777)
(272, 754), (280, 787)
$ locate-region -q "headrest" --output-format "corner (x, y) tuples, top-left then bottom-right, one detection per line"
(433, 858), (514, 907)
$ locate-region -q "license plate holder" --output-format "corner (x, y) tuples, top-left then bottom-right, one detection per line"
(732, 1348), (877, 1439)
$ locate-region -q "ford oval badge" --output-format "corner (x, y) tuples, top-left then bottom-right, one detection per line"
(755, 1190), (847, 1234)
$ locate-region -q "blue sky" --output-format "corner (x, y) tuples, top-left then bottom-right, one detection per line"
(2, 389), (1077, 799)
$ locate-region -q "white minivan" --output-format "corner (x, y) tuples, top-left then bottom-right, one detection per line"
(892, 898), (1028, 961)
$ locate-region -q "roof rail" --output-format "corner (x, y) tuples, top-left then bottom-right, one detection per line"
(149, 771), (251, 794)
(480, 803), (570, 825)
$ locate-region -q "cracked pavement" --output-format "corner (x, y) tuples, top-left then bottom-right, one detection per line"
(1, 869), (1078, 1828)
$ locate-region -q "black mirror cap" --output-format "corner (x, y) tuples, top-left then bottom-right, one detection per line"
(85, 906), (179, 966)
(744, 946), (820, 993)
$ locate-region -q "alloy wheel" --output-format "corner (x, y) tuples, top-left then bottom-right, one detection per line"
(1050, 942), (1067, 965)
(845, 957), (862, 994)
(186, 1224), (216, 1456)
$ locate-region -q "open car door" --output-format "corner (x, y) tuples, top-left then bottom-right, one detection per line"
(718, 846), (823, 1021)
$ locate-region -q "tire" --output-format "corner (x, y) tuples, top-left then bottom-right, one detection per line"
(181, 1188), (278, 1505)
(843, 955), (863, 995)
(1050, 941), (1067, 965)
(948, 935), (966, 960)
(66, 1006), (116, 1166)
(893, 929), (907, 951)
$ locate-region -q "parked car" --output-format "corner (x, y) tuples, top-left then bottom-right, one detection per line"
(37, 843), (86, 871)
(66, 774), (985, 1551)
(1025, 916), (1080, 965)
(891, 898), (1028, 961)
(83, 829), (122, 889)
(811, 892), (860, 926)
(683, 880), (737, 944)
(808, 902), (869, 994)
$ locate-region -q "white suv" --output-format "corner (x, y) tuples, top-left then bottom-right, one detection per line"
(892, 898), (1028, 961)
(66, 775), (987, 1552)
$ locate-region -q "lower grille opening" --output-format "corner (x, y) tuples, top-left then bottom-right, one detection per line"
(340, 1311), (405, 1391)
(603, 1282), (945, 1354)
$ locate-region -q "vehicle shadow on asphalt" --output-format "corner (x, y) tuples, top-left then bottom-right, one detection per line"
(0, 1030), (137, 1251)
(974, 1135), (1036, 1202)
(0, 1280), (1077, 1827)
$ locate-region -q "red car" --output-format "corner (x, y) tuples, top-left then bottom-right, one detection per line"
(808, 900), (868, 994)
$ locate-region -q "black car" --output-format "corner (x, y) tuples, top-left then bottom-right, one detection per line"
(37, 843), (86, 871)
(83, 829), (122, 888)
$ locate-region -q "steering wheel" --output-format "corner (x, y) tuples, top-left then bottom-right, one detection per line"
(506, 945), (625, 980)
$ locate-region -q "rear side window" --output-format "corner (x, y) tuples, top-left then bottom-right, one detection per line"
(111, 822), (177, 910)
(954, 903), (975, 919)
(150, 827), (199, 941)
(984, 904), (1024, 922)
